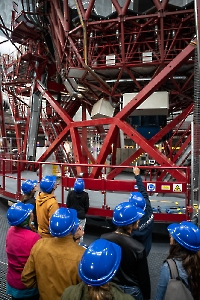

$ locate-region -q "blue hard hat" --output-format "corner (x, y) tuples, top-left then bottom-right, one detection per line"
(168, 221), (200, 252)
(40, 175), (57, 193)
(7, 202), (34, 226)
(129, 192), (146, 210)
(112, 202), (144, 226)
(74, 178), (85, 193)
(49, 207), (77, 237)
(71, 217), (80, 235)
(79, 238), (121, 286)
(21, 179), (38, 194)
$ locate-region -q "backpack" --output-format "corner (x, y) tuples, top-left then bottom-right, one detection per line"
(164, 259), (194, 300)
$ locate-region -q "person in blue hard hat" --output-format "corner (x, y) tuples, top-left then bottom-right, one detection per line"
(66, 178), (89, 242)
(101, 202), (151, 300)
(61, 238), (134, 300)
(21, 179), (38, 230)
(36, 175), (59, 238)
(129, 166), (154, 256)
(155, 221), (200, 300)
(6, 202), (40, 300)
(21, 207), (85, 300)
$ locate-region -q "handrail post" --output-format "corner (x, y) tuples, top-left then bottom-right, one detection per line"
(16, 154), (21, 200)
(2, 158), (5, 189)
(61, 164), (65, 206)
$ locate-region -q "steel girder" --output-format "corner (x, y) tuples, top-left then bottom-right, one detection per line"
(34, 34), (195, 181)
(0, 0), (196, 185)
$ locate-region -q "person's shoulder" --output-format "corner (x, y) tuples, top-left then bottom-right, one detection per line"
(101, 231), (114, 239)
(128, 236), (146, 253)
(61, 282), (84, 299)
(48, 195), (59, 204)
(75, 242), (86, 255)
(27, 229), (40, 238)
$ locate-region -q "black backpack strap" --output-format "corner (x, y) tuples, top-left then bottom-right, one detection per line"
(166, 259), (179, 279)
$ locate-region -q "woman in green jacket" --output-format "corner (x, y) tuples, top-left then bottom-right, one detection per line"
(61, 238), (135, 300)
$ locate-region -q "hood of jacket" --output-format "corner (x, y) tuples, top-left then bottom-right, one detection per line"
(74, 191), (84, 198)
(36, 192), (56, 206)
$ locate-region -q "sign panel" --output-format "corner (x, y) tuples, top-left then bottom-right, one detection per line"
(161, 185), (171, 191)
(173, 184), (182, 192)
(147, 183), (156, 191)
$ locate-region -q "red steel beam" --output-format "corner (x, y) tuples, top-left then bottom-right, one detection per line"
(152, 0), (162, 11)
(90, 39), (195, 178)
(0, 89), (6, 142)
(116, 39), (196, 120)
(107, 103), (193, 179)
(117, 120), (186, 182)
(85, 0), (95, 20)
(90, 123), (119, 178)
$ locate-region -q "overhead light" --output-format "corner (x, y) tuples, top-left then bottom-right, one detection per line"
(26, 83), (32, 87)
(77, 85), (88, 92)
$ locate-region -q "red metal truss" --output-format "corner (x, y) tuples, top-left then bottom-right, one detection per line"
(0, 88), (6, 143)
(0, 0), (197, 199)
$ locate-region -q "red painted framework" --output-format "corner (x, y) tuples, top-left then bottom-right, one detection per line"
(0, 0), (197, 222)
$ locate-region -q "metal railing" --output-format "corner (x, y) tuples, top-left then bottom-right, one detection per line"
(0, 157), (193, 223)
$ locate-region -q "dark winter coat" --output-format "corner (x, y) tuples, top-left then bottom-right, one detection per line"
(66, 190), (89, 219)
(131, 174), (154, 256)
(101, 231), (151, 300)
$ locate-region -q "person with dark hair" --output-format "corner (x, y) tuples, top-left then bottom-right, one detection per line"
(129, 167), (154, 256)
(155, 221), (200, 300)
(66, 178), (89, 242)
(21, 207), (85, 300)
(61, 238), (134, 300)
(36, 175), (59, 238)
(101, 202), (151, 300)
(21, 179), (38, 230)
(6, 202), (40, 300)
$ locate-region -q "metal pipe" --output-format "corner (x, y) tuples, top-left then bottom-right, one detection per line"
(106, 76), (187, 83)
(194, 0), (200, 72)
(191, 121), (194, 206)
(73, 0), (88, 64)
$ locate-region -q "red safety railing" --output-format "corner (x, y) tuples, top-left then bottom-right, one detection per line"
(0, 157), (192, 223)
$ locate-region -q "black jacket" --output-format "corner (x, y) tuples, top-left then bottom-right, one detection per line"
(66, 190), (89, 219)
(101, 231), (151, 300)
(131, 175), (154, 256)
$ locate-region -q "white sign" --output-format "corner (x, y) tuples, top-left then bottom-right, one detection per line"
(173, 184), (182, 192)
(147, 183), (156, 191)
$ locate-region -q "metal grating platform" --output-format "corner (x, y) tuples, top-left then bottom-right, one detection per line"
(0, 261), (11, 300)
(148, 252), (167, 298)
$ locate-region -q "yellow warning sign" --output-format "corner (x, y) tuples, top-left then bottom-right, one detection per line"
(173, 184), (182, 192)
(161, 185), (170, 191)
(52, 164), (61, 176)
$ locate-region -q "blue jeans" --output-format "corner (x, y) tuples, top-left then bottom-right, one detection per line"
(118, 285), (144, 300)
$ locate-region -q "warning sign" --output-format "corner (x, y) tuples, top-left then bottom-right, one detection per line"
(161, 185), (170, 191)
(173, 184), (182, 192)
